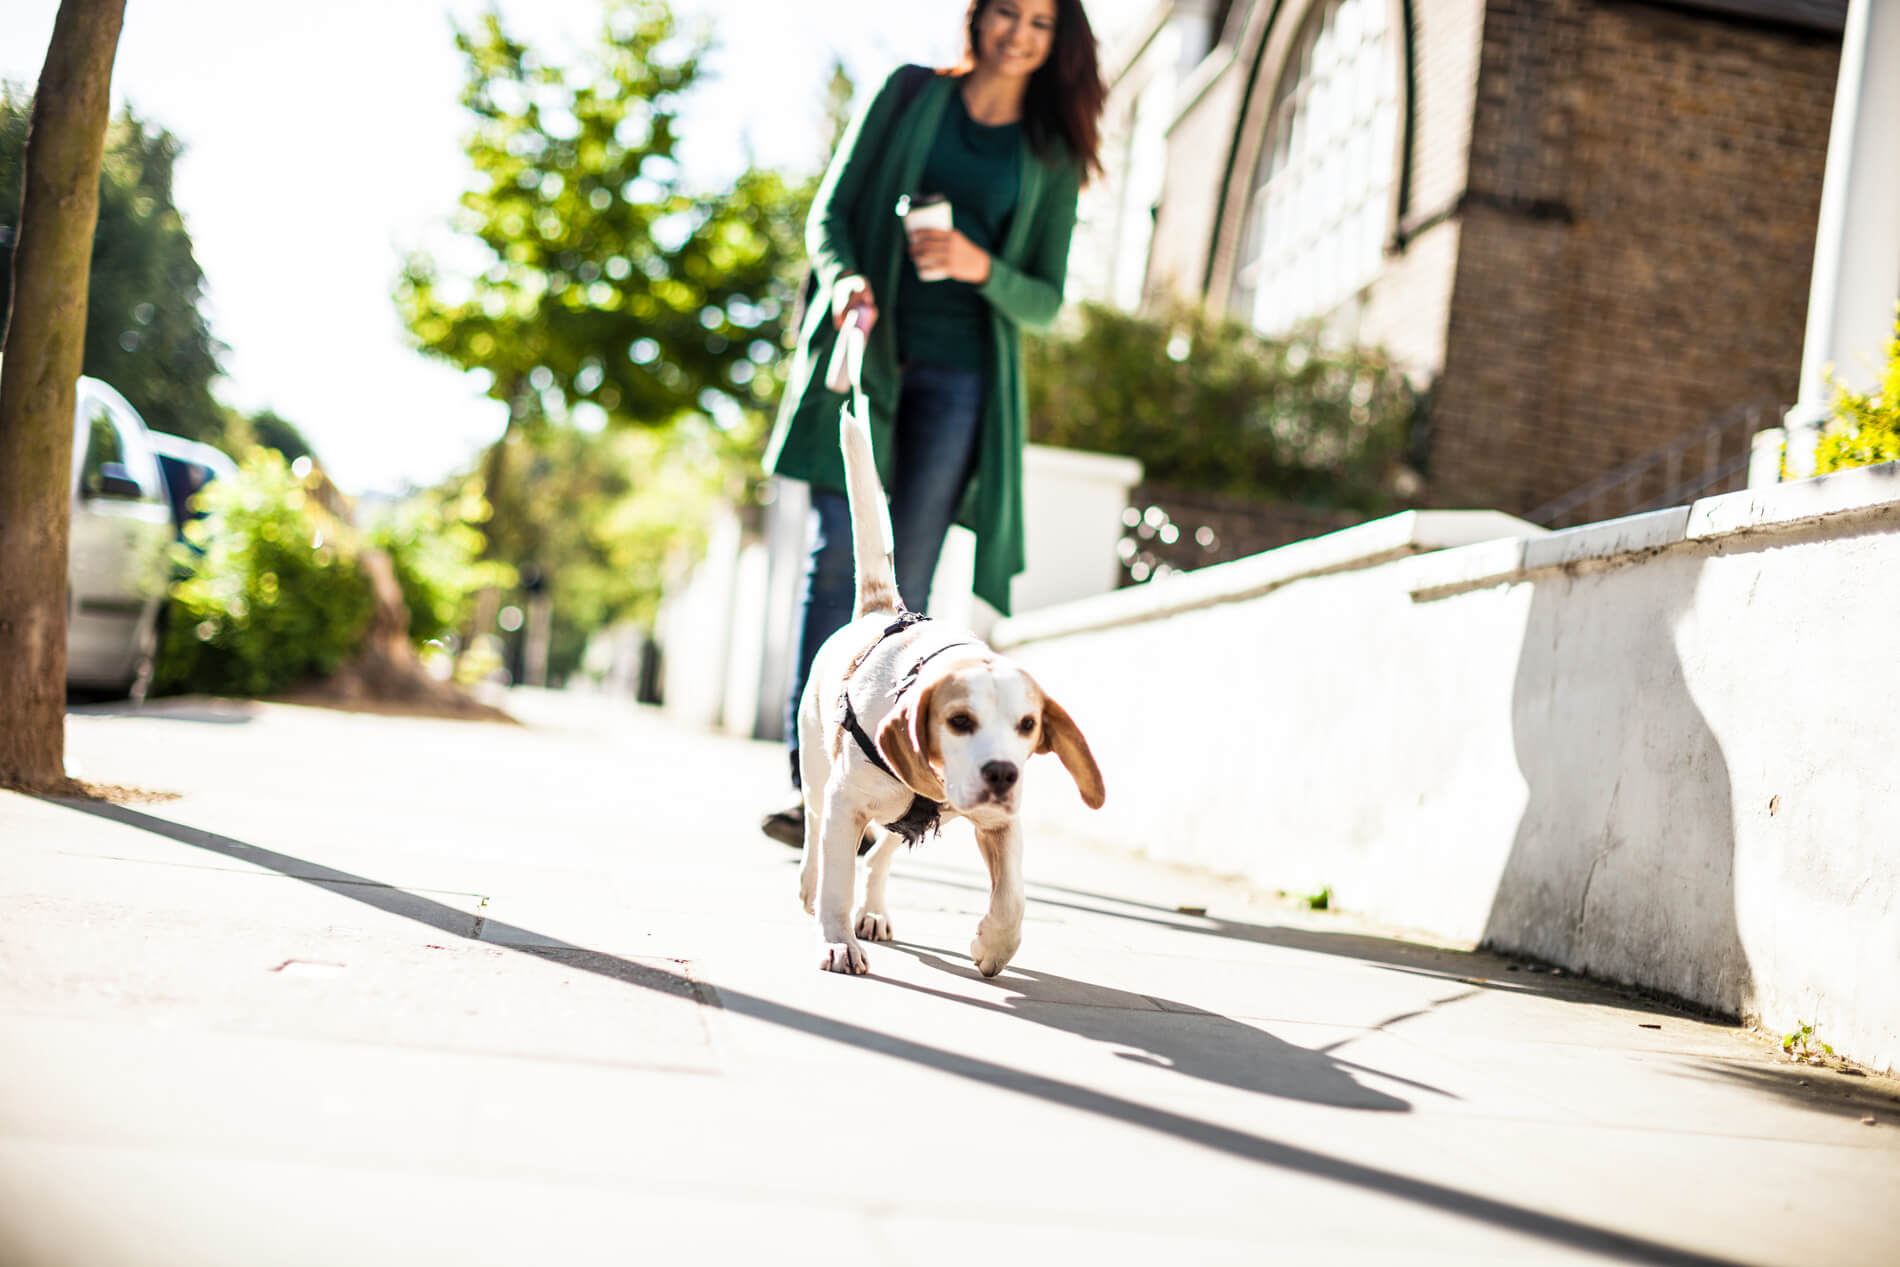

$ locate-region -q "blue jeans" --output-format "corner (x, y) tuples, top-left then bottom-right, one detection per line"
(784, 362), (988, 785)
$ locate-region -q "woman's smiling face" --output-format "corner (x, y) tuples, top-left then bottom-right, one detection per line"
(974, 0), (1058, 79)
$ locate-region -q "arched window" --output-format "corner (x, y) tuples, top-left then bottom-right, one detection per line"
(1230, 0), (1400, 336)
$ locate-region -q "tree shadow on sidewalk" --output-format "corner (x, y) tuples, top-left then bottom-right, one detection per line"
(67, 697), (258, 724)
(41, 796), (1750, 1267)
(873, 941), (1440, 1111)
(886, 860), (1708, 1021)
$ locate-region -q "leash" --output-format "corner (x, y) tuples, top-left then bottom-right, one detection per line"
(824, 315), (971, 843)
(826, 305), (894, 559)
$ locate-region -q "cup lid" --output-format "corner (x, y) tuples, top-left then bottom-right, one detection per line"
(895, 192), (948, 216)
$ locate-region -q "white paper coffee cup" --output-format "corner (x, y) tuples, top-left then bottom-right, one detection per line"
(898, 194), (954, 282)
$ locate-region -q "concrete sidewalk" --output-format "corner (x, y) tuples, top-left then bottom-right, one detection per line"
(1, 690), (1894, 1266)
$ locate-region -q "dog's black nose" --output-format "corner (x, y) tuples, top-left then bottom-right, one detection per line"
(981, 761), (1019, 795)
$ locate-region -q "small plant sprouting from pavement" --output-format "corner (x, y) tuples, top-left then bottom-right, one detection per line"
(1277, 886), (1331, 911)
(1782, 1022), (1834, 1065)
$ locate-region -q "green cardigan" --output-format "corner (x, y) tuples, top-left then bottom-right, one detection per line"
(763, 68), (1082, 616)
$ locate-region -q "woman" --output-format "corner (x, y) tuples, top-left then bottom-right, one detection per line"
(760, 0), (1105, 845)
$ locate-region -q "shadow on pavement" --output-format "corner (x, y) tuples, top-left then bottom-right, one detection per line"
(1672, 1060), (1900, 1125)
(47, 796), (1750, 1267)
(895, 860), (1714, 1022)
(877, 942), (1429, 1111)
(67, 699), (257, 725)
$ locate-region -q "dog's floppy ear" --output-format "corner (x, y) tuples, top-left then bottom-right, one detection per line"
(1037, 693), (1106, 809)
(876, 678), (949, 802)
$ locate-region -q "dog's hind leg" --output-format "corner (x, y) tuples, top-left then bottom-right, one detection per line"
(854, 829), (901, 942)
(815, 775), (872, 974)
(970, 821), (1026, 977)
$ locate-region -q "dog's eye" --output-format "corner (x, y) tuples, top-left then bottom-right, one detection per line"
(947, 714), (978, 735)
(1017, 716), (1036, 736)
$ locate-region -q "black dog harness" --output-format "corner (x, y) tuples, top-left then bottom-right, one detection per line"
(838, 610), (979, 845)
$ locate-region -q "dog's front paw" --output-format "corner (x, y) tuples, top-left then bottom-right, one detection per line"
(798, 871), (816, 916)
(970, 923), (1021, 978)
(818, 937), (869, 975)
(854, 908), (894, 942)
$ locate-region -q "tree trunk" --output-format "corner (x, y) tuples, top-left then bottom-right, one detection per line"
(522, 590), (552, 687)
(0, 0), (128, 791)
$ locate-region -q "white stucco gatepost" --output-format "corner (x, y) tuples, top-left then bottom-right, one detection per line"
(1778, 0), (1900, 480)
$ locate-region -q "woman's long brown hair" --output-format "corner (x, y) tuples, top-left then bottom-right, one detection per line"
(958, 0), (1106, 184)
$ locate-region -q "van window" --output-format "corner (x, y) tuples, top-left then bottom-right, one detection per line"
(78, 393), (157, 502)
(80, 399), (125, 493)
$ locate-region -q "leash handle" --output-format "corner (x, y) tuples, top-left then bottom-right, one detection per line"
(825, 306), (871, 404)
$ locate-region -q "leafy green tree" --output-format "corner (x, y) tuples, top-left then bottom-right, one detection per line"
(396, 0), (806, 438)
(0, 90), (225, 445)
(243, 407), (316, 464)
(820, 59), (855, 160)
(398, 1), (834, 682)
(471, 415), (727, 681)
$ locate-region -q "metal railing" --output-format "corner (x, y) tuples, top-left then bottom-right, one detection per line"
(1525, 398), (1783, 530)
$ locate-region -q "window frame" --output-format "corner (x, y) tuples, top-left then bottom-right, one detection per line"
(1227, 0), (1405, 337)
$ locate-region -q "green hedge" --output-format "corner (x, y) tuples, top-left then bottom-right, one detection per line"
(154, 452), (373, 697)
(1025, 302), (1420, 510)
(367, 480), (506, 648)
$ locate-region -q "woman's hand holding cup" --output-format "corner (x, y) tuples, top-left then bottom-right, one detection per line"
(907, 227), (991, 285)
(898, 193), (990, 285)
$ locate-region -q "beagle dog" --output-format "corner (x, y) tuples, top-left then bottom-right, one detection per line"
(795, 381), (1106, 977)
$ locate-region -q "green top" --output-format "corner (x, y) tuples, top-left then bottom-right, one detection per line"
(895, 89), (1022, 371)
(764, 68), (1082, 616)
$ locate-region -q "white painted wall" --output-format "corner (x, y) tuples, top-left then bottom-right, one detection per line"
(998, 466), (1900, 1072)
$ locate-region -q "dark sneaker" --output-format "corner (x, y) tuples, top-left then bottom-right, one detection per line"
(759, 804), (878, 854)
(760, 804), (805, 847)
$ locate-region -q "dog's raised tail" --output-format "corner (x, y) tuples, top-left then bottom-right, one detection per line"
(835, 318), (902, 618)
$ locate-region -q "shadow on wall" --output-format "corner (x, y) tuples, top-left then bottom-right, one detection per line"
(1486, 551), (1753, 1015)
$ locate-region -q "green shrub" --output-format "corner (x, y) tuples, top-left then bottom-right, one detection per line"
(154, 451), (374, 697)
(1814, 308), (1900, 476)
(1026, 302), (1420, 510)
(367, 480), (508, 647)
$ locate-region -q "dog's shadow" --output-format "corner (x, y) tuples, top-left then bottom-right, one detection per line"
(877, 942), (1440, 1112)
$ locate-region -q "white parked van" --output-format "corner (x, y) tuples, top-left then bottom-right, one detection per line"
(146, 428), (237, 538)
(66, 376), (174, 696)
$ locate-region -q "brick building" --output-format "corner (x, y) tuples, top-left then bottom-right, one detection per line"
(1074, 0), (1845, 521)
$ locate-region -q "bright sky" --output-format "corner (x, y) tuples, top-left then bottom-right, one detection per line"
(1, 0), (1144, 495)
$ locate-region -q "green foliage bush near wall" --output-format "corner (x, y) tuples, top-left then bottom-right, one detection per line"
(1025, 303), (1420, 511)
(155, 452), (373, 697)
(1814, 311), (1900, 476)
(367, 481), (509, 648)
